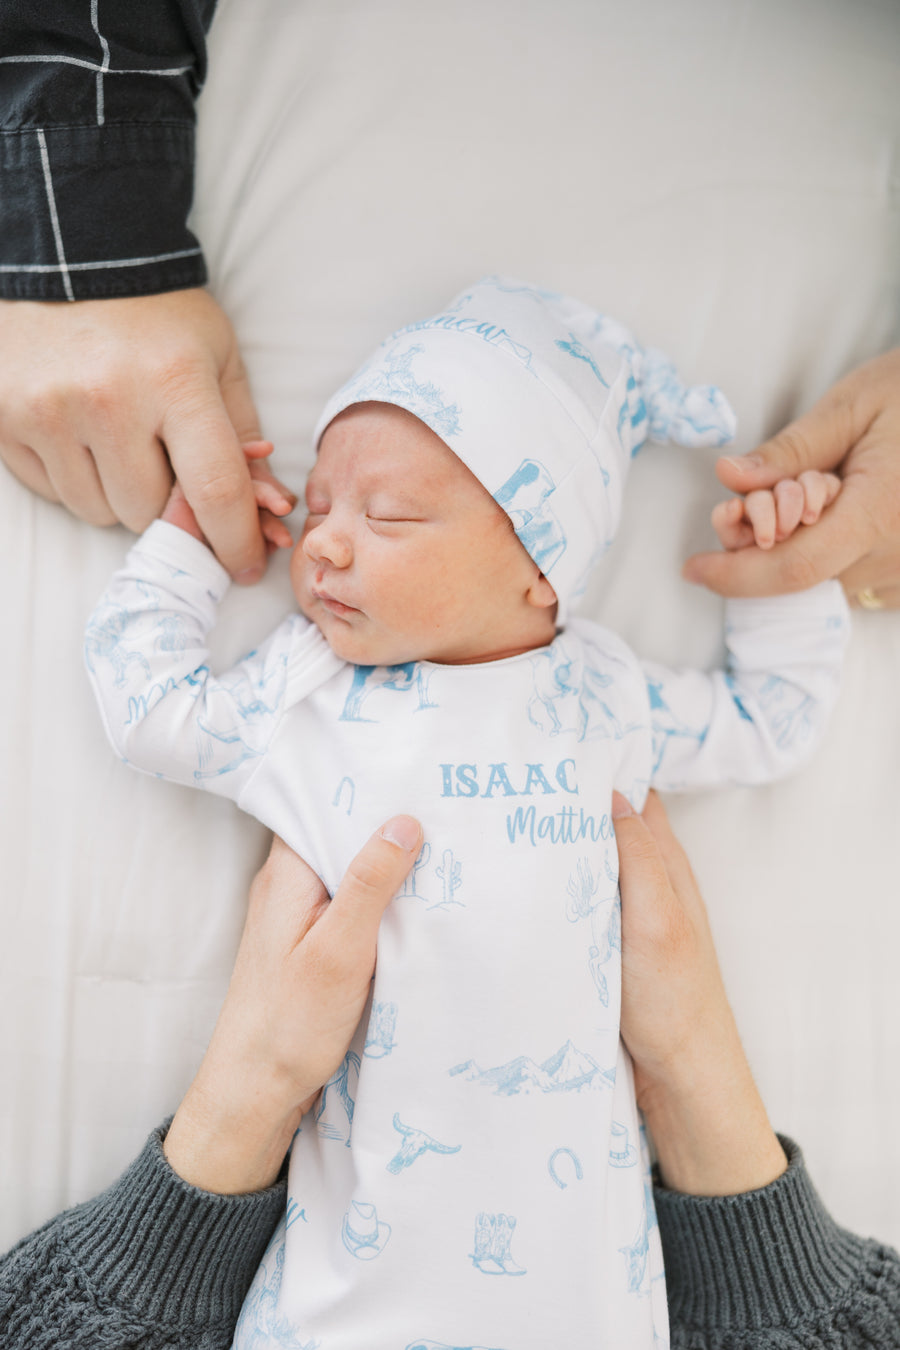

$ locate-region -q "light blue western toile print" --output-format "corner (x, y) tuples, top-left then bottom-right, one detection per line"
(405, 1342), (507, 1350)
(337, 343), (463, 439)
(547, 1147), (584, 1190)
(449, 1040), (617, 1098)
(469, 1213), (527, 1277)
(566, 854), (619, 1007)
(340, 662), (437, 722)
(494, 460), (567, 577)
(365, 1001), (398, 1059)
(314, 1051), (358, 1146)
(387, 1116), (462, 1174)
(232, 1223), (321, 1350)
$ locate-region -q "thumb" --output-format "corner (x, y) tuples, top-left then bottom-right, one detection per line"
(716, 387), (862, 492)
(611, 793), (672, 907)
(316, 816), (423, 958)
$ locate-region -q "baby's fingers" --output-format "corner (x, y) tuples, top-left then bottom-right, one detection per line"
(243, 440), (297, 516)
(744, 489), (777, 549)
(799, 470), (841, 525)
(712, 497), (755, 551)
(773, 479), (805, 541)
(251, 475), (295, 518)
(260, 509), (294, 552)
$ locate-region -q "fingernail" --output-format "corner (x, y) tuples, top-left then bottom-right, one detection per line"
(681, 561), (701, 584)
(380, 815), (421, 851)
(723, 454), (762, 473)
(235, 565), (264, 585)
(611, 791), (634, 819)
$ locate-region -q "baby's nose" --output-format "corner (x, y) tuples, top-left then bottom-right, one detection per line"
(302, 516), (352, 569)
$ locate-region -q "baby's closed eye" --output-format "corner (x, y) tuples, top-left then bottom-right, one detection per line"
(365, 514), (426, 536)
(365, 497), (427, 527)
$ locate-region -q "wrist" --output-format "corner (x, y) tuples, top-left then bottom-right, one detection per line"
(637, 1028), (787, 1196)
(164, 1063), (305, 1195)
(160, 488), (208, 544)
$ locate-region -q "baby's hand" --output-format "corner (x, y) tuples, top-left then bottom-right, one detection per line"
(712, 470), (841, 552)
(162, 441), (296, 557)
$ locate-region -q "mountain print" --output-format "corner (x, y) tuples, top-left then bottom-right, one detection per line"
(449, 1040), (615, 1097)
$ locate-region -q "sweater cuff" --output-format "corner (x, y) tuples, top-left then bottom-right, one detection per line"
(655, 1135), (897, 1333)
(0, 123), (206, 301)
(60, 1123), (286, 1329)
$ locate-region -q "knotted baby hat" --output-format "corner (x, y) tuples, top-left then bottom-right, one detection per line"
(313, 276), (736, 622)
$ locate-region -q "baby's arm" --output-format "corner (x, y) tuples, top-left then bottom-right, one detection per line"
(644, 472), (849, 792)
(85, 484), (339, 800)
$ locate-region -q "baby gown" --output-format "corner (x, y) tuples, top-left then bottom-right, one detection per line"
(86, 520), (847, 1350)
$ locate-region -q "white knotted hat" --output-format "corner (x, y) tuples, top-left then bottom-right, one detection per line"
(313, 276), (736, 622)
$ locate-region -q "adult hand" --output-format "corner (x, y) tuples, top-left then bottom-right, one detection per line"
(0, 289), (271, 582)
(683, 348), (900, 608)
(162, 440), (296, 554)
(613, 791), (787, 1195)
(163, 816), (423, 1194)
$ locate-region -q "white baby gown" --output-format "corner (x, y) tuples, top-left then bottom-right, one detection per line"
(86, 520), (847, 1350)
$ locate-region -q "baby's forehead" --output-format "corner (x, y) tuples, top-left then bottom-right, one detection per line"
(310, 401), (477, 490)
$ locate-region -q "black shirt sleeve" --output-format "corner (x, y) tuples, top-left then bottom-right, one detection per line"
(0, 1), (218, 301)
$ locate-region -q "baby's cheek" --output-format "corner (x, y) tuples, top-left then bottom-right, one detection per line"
(289, 542), (313, 612)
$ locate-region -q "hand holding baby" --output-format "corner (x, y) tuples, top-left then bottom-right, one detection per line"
(163, 817), (422, 1196)
(0, 289), (279, 584)
(161, 438), (296, 555)
(613, 791), (788, 1199)
(710, 467), (841, 553)
(685, 347), (900, 606)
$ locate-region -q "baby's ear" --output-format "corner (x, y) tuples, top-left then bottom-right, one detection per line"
(526, 572), (558, 610)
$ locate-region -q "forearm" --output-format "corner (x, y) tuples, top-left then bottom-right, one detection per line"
(0, 1124), (283, 1350)
(647, 581), (849, 791)
(639, 1015), (787, 1197)
(85, 520), (231, 776)
(657, 1136), (900, 1348)
(719, 581), (850, 773)
(0, 1), (218, 300)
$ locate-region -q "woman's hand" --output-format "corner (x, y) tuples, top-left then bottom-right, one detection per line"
(163, 817), (422, 1194)
(613, 791), (787, 1195)
(161, 440), (296, 554)
(683, 348), (900, 608)
(0, 290), (276, 583)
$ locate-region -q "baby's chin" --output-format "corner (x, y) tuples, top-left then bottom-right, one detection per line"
(302, 609), (405, 668)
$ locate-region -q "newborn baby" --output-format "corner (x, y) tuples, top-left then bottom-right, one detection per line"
(86, 277), (848, 1350)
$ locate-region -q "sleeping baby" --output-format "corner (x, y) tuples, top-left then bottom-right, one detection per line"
(85, 277), (848, 1350)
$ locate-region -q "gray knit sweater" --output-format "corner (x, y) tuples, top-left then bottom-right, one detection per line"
(1, 1131), (898, 1348)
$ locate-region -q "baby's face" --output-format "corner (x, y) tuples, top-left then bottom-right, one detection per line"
(291, 403), (556, 667)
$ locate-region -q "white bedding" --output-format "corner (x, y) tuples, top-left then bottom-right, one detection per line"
(2, 0), (899, 1253)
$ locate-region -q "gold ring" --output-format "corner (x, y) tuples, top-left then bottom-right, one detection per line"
(856, 587), (885, 610)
